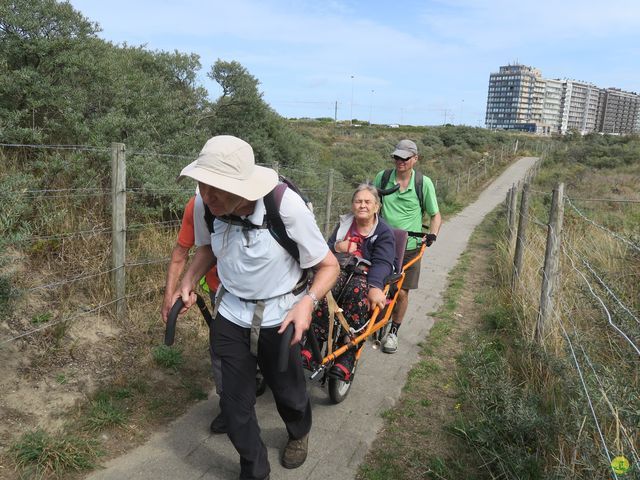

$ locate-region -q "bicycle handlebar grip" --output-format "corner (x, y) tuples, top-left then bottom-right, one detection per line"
(278, 323), (294, 373)
(164, 297), (184, 346)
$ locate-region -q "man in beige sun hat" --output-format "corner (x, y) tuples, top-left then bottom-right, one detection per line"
(174, 135), (339, 480)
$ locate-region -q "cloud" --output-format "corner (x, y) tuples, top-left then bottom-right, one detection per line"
(418, 0), (640, 49)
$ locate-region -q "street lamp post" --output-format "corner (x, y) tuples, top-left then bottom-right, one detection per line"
(369, 89), (374, 124)
(350, 75), (354, 126)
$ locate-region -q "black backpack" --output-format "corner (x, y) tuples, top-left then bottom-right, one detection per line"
(203, 176), (312, 263)
(379, 169), (425, 217)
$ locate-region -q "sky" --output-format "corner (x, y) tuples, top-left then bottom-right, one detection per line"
(67, 0), (640, 127)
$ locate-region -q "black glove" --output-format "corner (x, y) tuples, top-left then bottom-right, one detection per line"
(425, 233), (437, 247)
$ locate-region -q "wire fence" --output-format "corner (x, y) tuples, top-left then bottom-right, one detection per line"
(0, 139), (523, 346)
(503, 179), (639, 477)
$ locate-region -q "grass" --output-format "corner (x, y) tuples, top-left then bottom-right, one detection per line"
(10, 429), (101, 479)
(31, 311), (53, 324)
(358, 214), (493, 480)
(85, 392), (128, 431)
(152, 345), (184, 369)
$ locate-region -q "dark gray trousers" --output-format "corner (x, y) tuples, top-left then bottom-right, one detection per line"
(211, 313), (312, 480)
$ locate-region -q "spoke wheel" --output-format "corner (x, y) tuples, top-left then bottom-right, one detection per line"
(328, 360), (357, 404)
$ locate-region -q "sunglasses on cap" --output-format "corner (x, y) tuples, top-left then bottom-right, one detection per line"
(392, 155), (414, 162)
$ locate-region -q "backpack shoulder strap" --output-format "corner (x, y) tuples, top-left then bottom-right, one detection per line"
(381, 169), (393, 189)
(204, 204), (215, 234)
(413, 170), (425, 217)
(264, 183), (300, 262)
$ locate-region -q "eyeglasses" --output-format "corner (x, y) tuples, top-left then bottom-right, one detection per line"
(392, 155), (413, 162)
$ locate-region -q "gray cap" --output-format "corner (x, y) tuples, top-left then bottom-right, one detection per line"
(392, 139), (418, 159)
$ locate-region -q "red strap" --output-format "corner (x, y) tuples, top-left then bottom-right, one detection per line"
(333, 362), (351, 381)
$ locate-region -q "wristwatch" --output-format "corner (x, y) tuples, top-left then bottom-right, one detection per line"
(306, 291), (319, 308)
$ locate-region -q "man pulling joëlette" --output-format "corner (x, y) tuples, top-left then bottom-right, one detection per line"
(174, 135), (339, 480)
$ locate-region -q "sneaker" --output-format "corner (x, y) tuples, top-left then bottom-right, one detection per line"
(281, 434), (308, 469)
(209, 411), (227, 434)
(382, 332), (398, 354)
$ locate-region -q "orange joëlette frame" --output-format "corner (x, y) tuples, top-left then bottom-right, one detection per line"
(319, 241), (426, 367)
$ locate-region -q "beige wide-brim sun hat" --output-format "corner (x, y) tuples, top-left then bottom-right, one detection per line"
(180, 135), (278, 201)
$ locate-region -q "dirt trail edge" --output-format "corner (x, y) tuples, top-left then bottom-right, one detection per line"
(86, 157), (538, 480)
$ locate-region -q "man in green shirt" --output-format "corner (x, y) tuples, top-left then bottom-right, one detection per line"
(373, 139), (441, 353)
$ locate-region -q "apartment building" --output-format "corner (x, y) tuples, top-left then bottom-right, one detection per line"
(485, 64), (640, 135)
(540, 79), (563, 135)
(485, 64), (542, 131)
(598, 88), (640, 134)
(561, 80), (601, 134)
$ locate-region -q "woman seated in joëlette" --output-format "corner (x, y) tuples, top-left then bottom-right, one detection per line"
(304, 183), (396, 380)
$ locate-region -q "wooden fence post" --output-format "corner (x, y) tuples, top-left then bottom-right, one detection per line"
(324, 168), (334, 238)
(111, 142), (126, 319)
(536, 183), (565, 343)
(512, 183), (530, 290)
(507, 184), (518, 250)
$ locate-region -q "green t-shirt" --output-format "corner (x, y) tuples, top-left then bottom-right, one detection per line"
(373, 169), (439, 250)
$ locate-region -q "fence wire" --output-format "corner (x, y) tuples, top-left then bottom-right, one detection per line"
(566, 197), (640, 254)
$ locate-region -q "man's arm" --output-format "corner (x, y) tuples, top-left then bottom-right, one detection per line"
(176, 246), (217, 313)
(430, 211), (442, 236)
(278, 250), (340, 345)
(161, 244), (190, 323)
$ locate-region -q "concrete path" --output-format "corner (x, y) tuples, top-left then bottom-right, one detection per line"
(86, 157), (538, 480)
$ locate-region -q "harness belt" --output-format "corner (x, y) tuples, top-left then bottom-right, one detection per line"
(212, 273), (309, 357)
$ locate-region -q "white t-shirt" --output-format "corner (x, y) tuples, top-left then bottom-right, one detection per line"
(193, 189), (329, 328)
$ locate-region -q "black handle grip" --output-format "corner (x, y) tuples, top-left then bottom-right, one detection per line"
(164, 298), (184, 346)
(406, 225), (430, 238)
(278, 323), (294, 373)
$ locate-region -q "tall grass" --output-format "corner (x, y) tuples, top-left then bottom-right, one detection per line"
(454, 139), (640, 478)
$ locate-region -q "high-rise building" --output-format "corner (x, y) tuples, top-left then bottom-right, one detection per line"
(485, 64), (640, 135)
(485, 64), (543, 132)
(562, 80), (601, 134)
(598, 88), (640, 134)
(541, 79), (563, 135)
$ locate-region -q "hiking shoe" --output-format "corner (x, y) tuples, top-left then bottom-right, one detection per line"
(209, 412), (227, 434)
(382, 332), (398, 354)
(281, 434), (308, 469)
